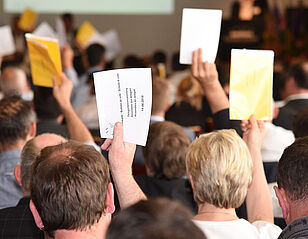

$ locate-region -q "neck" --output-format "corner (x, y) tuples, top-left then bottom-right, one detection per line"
(283, 89), (308, 100)
(55, 214), (111, 239)
(0, 139), (26, 152)
(288, 199), (308, 224)
(195, 203), (238, 222)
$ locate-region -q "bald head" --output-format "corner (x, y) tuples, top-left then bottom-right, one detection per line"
(0, 67), (30, 97)
(18, 134), (66, 194)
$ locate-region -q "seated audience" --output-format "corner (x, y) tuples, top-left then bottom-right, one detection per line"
(135, 121), (196, 212)
(0, 96), (36, 209)
(0, 66), (33, 101)
(134, 77), (194, 165)
(0, 133), (65, 239)
(273, 63), (308, 130)
(107, 198), (206, 239)
(274, 136), (308, 238)
(30, 122), (145, 238)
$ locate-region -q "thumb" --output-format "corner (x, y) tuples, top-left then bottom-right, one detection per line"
(113, 122), (123, 145)
(249, 115), (258, 129)
(52, 77), (58, 89)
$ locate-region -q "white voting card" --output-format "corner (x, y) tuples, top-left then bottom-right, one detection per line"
(180, 8), (222, 64)
(33, 22), (57, 39)
(0, 25), (16, 56)
(94, 68), (152, 146)
(101, 30), (122, 61)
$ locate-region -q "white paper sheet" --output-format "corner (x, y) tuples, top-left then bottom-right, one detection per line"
(94, 68), (152, 146)
(0, 25), (16, 56)
(179, 8), (222, 64)
(86, 30), (122, 61)
(55, 17), (67, 48)
(33, 22), (57, 39)
(101, 30), (122, 61)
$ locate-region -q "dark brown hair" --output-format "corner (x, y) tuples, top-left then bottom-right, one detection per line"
(277, 137), (308, 201)
(106, 198), (206, 239)
(0, 96), (35, 146)
(30, 141), (110, 236)
(142, 121), (190, 179)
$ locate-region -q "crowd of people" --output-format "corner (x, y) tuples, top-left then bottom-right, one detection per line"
(0, 1), (308, 238)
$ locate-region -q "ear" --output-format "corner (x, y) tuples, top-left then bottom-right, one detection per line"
(14, 165), (22, 187)
(28, 122), (37, 139)
(188, 174), (195, 190)
(274, 186), (291, 223)
(29, 200), (44, 230)
(145, 166), (155, 177)
(105, 183), (115, 214)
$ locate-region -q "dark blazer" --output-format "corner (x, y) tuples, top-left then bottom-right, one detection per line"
(273, 98), (308, 130)
(135, 175), (197, 214)
(0, 197), (44, 239)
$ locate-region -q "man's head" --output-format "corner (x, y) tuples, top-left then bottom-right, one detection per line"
(293, 107), (308, 138)
(151, 77), (170, 116)
(275, 137), (308, 224)
(0, 66), (33, 100)
(186, 129), (252, 209)
(14, 134), (66, 195)
(86, 43), (106, 68)
(142, 121), (190, 179)
(61, 13), (74, 34)
(34, 87), (62, 120)
(106, 198), (207, 239)
(281, 64), (308, 99)
(0, 96), (36, 149)
(30, 141), (114, 237)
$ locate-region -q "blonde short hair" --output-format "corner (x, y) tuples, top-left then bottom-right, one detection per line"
(186, 129), (252, 208)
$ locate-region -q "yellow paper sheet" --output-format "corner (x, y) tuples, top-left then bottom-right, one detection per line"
(229, 49), (274, 120)
(26, 34), (62, 88)
(18, 8), (37, 31)
(76, 21), (97, 45)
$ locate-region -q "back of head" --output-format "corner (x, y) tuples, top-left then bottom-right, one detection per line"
(177, 76), (203, 110)
(288, 64), (308, 89)
(293, 107), (308, 138)
(171, 52), (188, 72)
(151, 77), (170, 115)
(30, 141), (110, 237)
(20, 134), (65, 194)
(152, 50), (167, 65)
(86, 43), (106, 68)
(186, 129), (252, 208)
(0, 96), (35, 147)
(0, 66), (28, 96)
(106, 198), (206, 239)
(142, 121), (190, 179)
(277, 137), (308, 202)
(123, 55), (145, 68)
(34, 87), (62, 120)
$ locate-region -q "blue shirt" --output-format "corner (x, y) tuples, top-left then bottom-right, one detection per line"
(0, 150), (23, 209)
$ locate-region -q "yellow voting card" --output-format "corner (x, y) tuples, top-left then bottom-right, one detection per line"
(26, 34), (62, 88)
(18, 8), (37, 31)
(229, 49), (274, 120)
(76, 21), (97, 45)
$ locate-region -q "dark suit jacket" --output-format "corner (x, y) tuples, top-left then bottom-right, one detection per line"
(273, 98), (308, 130)
(0, 197), (44, 239)
(135, 175), (197, 214)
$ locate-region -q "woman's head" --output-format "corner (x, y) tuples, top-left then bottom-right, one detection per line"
(186, 129), (252, 209)
(177, 76), (203, 110)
